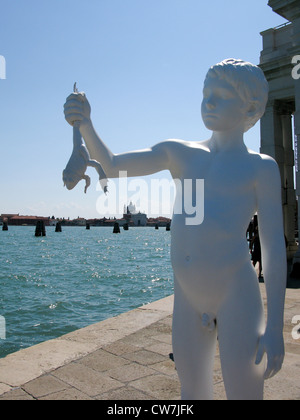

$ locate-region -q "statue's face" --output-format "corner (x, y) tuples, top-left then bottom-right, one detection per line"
(201, 77), (247, 133)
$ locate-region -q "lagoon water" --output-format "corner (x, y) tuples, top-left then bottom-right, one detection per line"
(0, 226), (173, 359)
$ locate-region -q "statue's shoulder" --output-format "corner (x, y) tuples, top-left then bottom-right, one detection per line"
(158, 139), (209, 154)
(159, 138), (191, 148)
(247, 149), (280, 178)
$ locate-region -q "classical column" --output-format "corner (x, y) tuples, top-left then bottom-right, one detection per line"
(291, 16), (300, 47)
(281, 112), (297, 259)
(292, 79), (300, 264)
(260, 100), (285, 182)
(261, 101), (299, 261)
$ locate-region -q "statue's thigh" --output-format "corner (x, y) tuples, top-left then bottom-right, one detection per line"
(172, 280), (217, 400)
(217, 282), (265, 400)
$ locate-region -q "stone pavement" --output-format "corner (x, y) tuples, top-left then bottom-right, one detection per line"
(0, 285), (299, 400)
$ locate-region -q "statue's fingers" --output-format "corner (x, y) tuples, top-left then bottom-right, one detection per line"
(77, 91), (86, 101)
(255, 341), (265, 366)
(64, 114), (84, 126)
(64, 102), (84, 117)
(64, 112), (83, 120)
(264, 355), (283, 380)
(66, 92), (85, 101)
(64, 100), (84, 113)
(264, 361), (275, 380)
(64, 106), (84, 118)
(66, 93), (81, 102)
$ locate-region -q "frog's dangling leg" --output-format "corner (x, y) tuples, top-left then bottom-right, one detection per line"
(87, 159), (108, 194)
(83, 174), (91, 194)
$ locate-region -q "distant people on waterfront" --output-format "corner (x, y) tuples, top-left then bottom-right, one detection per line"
(247, 215), (258, 243)
(247, 216), (262, 279)
(250, 226), (262, 278)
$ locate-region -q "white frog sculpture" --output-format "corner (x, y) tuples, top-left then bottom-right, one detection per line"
(63, 123), (108, 194)
(63, 84), (108, 194)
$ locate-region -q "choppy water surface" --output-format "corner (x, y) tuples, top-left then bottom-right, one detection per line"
(0, 226), (173, 358)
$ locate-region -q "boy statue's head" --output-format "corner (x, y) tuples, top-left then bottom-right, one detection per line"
(204, 58), (269, 133)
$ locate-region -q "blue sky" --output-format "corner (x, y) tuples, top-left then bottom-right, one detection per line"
(0, 0), (287, 219)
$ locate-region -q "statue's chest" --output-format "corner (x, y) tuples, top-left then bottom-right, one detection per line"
(181, 153), (256, 198)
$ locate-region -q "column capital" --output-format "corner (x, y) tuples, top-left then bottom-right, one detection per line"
(265, 99), (295, 115)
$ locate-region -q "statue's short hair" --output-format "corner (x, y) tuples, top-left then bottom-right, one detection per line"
(205, 58), (269, 132)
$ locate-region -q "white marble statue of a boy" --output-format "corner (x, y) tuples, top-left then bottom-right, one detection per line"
(64, 59), (287, 400)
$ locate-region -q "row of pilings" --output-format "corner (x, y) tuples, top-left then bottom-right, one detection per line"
(113, 221), (170, 233)
(2, 220), (171, 235)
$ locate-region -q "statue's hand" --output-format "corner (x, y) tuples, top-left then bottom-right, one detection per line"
(64, 92), (91, 127)
(255, 328), (285, 380)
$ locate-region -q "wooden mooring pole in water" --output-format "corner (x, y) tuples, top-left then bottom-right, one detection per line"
(35, 220), (46, 237)
(55, 222), (62, 232)
(113, 222), (120, 233)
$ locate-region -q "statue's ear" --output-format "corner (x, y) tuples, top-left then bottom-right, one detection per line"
(247, 100), (259, 118)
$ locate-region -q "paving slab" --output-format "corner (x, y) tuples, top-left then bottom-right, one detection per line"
(0, 285), (299, 400)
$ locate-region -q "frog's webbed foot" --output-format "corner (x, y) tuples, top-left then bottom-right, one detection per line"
(83, 174), (91, 194)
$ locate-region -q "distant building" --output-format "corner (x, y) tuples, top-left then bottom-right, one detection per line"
(1, 214), (19, 222)
(147, 216), (172, 227)
(123, 202), (147, 226)
(6, 215), (50, 226)
(73, 217), (86, 226)
(131, 212), (147, 227)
